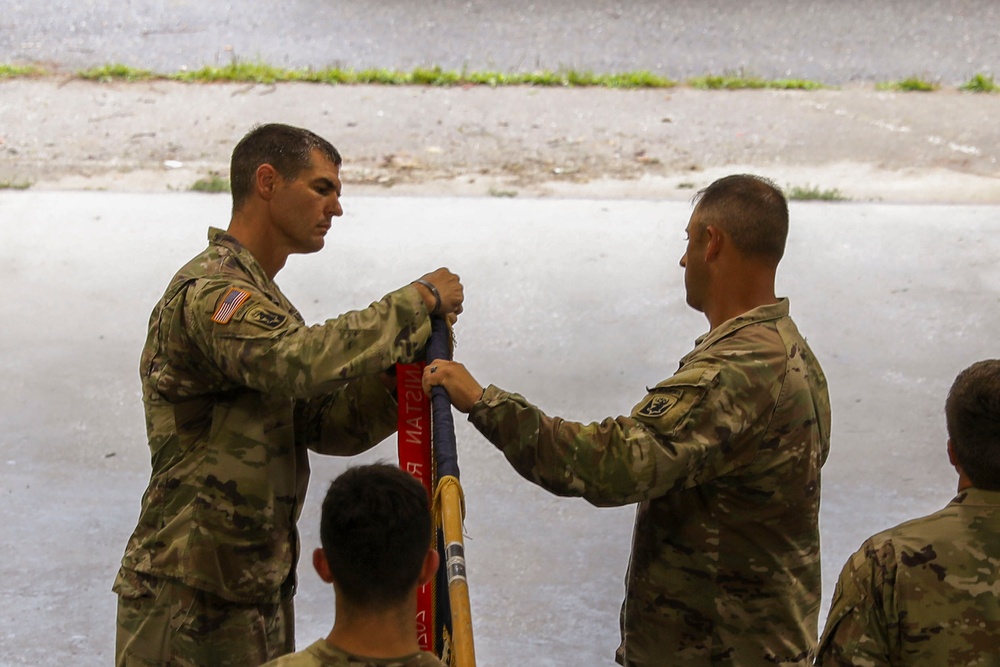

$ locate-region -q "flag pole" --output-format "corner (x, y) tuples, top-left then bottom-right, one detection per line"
(426, 317), (476, 667)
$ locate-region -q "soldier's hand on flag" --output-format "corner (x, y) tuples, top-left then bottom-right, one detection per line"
(422, 359), (484, 413)
(413, 268), (464, 317)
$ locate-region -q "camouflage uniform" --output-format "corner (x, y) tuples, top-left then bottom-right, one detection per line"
(114, 228), (431, 665)
(816, 488), (1000, 666)
(261, 640), (448, 666)
(468, 299), (830, 666)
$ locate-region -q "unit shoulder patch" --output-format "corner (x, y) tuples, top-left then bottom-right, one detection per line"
(211, 287), (252, 324)
(637, 391), (681, 418)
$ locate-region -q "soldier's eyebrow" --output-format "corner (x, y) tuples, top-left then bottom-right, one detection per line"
(311, 177), (341, 196)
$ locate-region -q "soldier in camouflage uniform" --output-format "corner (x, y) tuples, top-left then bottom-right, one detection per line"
(816, 359), (1000, 666)
(113, 123), (464, 666)
(424, 174), (831, 666)
(261, 463), (447, 667)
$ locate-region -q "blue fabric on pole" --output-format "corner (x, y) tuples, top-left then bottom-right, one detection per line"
(427, 317), (460, 479)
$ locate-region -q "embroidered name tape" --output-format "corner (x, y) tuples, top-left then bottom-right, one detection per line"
(212, 287), (251, 324)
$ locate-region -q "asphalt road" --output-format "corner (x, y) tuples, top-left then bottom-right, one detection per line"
(3, 0), (998, 84)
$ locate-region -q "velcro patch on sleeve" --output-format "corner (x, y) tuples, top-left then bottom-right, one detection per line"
(244, 305), (287, 330)
(637, 391), (681, 418)
(211, 287), (252, 324)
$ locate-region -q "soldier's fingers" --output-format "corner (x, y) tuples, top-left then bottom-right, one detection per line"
(421, 360), (447, 393)
(421, 367), (435, 393)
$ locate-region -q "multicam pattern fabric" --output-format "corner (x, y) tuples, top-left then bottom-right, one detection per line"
(468, 299), (831, 666)
(115, 569), (293, 666)
(115, 227), (431, 604)
(262, 640), (447, 667)
(816, 488), (1000, 666)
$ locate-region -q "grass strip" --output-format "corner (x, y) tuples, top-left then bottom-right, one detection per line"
(3, 61), (993, 94)
(0, 63), (46, 79)
(787, 184), (848, 201)
(876, 76), (939, 92)
(960, 73), (998, 93)
(688, 74), (825, 90)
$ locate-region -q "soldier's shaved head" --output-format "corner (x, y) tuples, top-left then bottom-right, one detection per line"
(946, 359), (1000, 490)
(691, 174), (788, 265)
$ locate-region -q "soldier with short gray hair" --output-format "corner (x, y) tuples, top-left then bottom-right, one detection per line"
(424, 174), (831, 665)
(816, 359), (1000, 666)
(113, 123), (464, 666)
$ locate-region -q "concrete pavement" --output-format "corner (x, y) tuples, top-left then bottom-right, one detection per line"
(3, 79), (1000, 204)
(1, 191), (998, 665)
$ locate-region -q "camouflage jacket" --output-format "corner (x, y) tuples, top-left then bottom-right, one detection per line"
(816, 488), (1000, 666)
(468, 299), (831, 666)
(261, 640), (447, 667)
(115, 228), (431, 603)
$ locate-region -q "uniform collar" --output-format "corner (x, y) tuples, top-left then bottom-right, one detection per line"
(683, 298), (790, 362)
(952, 487), (1000, 506)
(207, 227), (275, 291)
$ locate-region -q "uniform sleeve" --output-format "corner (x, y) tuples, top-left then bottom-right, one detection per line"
(815, 540), (896, 666)
(184, 280), (431, 399)
(294, 374), (399, 456)
(467, 364), (772, 507)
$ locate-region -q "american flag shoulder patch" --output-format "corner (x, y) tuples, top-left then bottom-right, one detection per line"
(212, 287), (252, 324)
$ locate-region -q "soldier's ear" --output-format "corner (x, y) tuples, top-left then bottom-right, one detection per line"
(704, 225), (724, 261)
(417, 548), (440, 587)
(947, 439), (958, 467)
(313, 547), (334, 583)
(256, 163), (279, 200)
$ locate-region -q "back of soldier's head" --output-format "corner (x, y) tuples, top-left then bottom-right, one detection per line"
(692, 174), (788, 265)
(320, 463), (432, 610)
(229, 123), (342, 213)
(946, 359), (1000, 490)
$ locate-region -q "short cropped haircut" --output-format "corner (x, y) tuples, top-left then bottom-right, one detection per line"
(946, 359), (1000, 490)
(692, 174), (789, 264)
(229, 123), (342, 212)
(320, 463), (432, 610)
